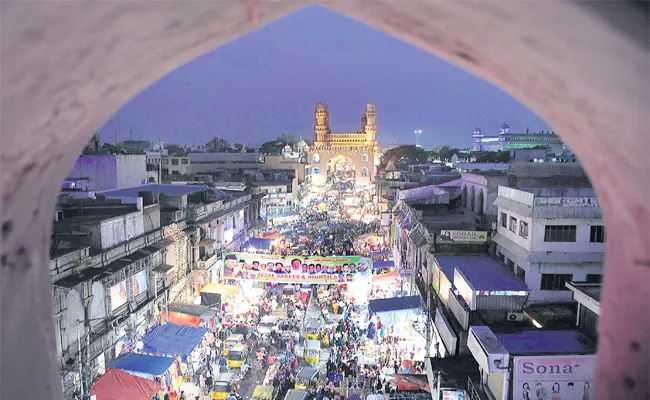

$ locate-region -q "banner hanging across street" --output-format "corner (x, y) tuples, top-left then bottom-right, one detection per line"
(223, 252), (372, 284)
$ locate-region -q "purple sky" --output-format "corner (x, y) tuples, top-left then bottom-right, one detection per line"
(99, 6), (551, 148)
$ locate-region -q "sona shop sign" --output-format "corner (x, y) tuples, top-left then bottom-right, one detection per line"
(512, 355), (595, 400)
(437, 230), (488, 244)
(223, 253), (372, 284)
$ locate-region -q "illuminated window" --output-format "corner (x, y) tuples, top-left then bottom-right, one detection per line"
(361, 167), (369, 177)
(313, 167), (320, 174)
(361, 154), (369, 163)
(313, 153), (320, 163)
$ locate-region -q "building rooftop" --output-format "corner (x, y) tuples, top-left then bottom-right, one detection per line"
(188, 152), (263, 163)
(495, 329), (596, 355)
(567, 282), (601, 302)
(435, 255), (528, 292)
(101, 184), (210, 198)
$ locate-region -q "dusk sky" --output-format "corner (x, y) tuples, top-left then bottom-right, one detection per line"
(99, 5), (551, 149)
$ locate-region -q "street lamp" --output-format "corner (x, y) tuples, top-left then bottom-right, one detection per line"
(414, 129), (423, 147)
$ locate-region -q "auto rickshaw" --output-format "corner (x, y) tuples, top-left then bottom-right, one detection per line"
(210, 373), (236, 400)
(282, 285), (296, 300)
(226, 344), (248, 369)
(295, 367), (318, 390)
(284, 389), (308, 400)
(303, 340), (321, 365)
(251, 385), (274, 400)
(223, 333), (245, 356)
(304, 321), (322, 341)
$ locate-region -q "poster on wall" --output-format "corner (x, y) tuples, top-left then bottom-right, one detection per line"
(512, 355), (595, 400)
(131, 270), (148, 297)
(109, 281), (127, 312)
(223, 253), (372, 284)
(438, 230), (487, 243)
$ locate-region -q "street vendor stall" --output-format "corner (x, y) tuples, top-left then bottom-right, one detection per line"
(109, 352), (178, 393)
(91, 368), (160, 400)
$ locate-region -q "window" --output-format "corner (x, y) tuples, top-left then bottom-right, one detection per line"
(313, 167), (320, 175)
(361, 167), (369, 177)
(509, 216), (517, 232)
(171, 170), (180, 175)
(586, 274), (603, 283)
(590, 225), (605, 243)
(501, 212), (507, 228)
(519, 221), (529, 239)
(516, 266), (526, 282)
(312, 153), (320, 163)
(541, 274), (573, 290)
(148, 177), (156, 183)
(361, 154), (369, 163)
(181, 158), (189, 164)
(544, 225), (577, 242)
(171, 158), (179, 165)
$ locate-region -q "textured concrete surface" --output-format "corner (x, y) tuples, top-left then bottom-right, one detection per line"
(0, 1), (648, 399)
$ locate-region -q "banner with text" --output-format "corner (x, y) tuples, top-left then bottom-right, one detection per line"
(438, 230), (488, 244)
(512, 355), (595, 400)
(223, 253), (372, 284)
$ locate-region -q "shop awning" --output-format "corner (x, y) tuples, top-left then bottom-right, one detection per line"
(395, 374), (430, 392)
(368, 296), (421, 325)
(368, 296), (421, 313)
(372, 271), (399, 283)
(161, 311), (202, 328)
(152, 263), (174, 273)
(109, 353), (175, 377)
(91, 368), (160, 400)
(263, 232), (282, 240)
(142, 323), (207, 357)
(200, 283), (240, 296)
(198, 238), (216, 246)
(168, 303), (217, 319)
(243, 237), (274, 250)
(373, 260), (394, 270)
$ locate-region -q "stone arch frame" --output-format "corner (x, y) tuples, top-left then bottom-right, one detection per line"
(1, 2), (647, 399)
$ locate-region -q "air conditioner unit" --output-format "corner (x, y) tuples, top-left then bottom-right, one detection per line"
(507, 312), (525, 322)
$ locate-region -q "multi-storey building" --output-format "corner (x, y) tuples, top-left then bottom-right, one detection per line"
(472, 124), (565, 155)
(64, 154), (148, 191)
(492, 185), (604, 303)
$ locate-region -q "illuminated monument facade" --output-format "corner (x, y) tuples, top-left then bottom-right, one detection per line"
(308, 101), (380, 188)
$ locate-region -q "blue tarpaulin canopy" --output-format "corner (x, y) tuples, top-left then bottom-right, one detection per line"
(142, 323), (207, 357)
(368, 296), (422, 325)
(109, 352), (176, 378)
(243, 237), (274, 250)
(373, 261), (394, 270)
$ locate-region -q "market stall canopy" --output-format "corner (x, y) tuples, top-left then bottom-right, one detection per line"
(243, 237), (274, 250)
(371, 250), (391, 259)
(200, 283), (240, 296)
(372, 261), (394, 270)
(395, 374), (430, 392)
(263, 232), (281, 240)
(168, 303), (217, 319)
(91, 368), (160, 400)
(161, 311), (202, 327)
(368, 296), (421, 325)
(142, 323), (207, 357)
(109, 353), (175, 377)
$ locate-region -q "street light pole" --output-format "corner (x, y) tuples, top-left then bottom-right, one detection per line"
(414, 129), (423, 147)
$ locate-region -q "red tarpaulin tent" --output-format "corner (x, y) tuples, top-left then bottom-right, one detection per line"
(91, 368), (160, 400)
(263, 232), (281, 240)
(160, 311), (202, 327)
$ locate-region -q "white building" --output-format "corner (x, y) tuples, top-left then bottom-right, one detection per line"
(492, 186), (604, 303)
(257, 182), (294, 219)
(66, 154), (148, 191)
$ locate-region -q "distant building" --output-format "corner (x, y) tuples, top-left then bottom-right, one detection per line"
(472, 124), (565, 155)
(65, 154), (148, 191)
(308, 101), (380, 188)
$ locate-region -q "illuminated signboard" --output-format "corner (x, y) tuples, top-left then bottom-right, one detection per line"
(513, 355), (595, 400)
(476, 290), (528, 296)
(438, 230), (488, 244)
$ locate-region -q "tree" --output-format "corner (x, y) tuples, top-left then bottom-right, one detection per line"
(166, 144), (188, 156)
(380, 145), (429, 168)
(437, 145), (461, 162)
(231, 143), (245, 153)
(259, 134), (297, 155)
(204, 137), (231, 152)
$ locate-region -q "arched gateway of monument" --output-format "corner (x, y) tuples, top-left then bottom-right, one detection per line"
(308, 102), (380, 188)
